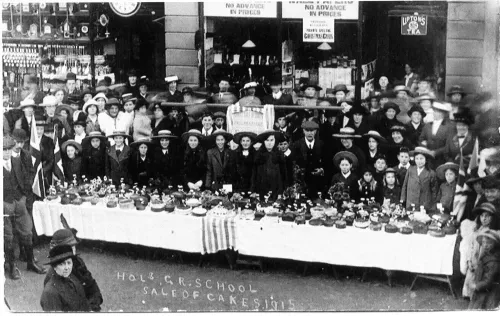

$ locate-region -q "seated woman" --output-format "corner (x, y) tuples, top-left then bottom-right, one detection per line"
(181, 129), (206, 191)
(128, 138), (155, 187)
(61, 140), (82, 184)
(331, 151), (359, 193)
(152, 130), (179, 190)
(351, 167), (384, 204)
(232, 131), (257, 193)
(205, 130), (234, 191)
(40, 245), (91, 312)
(251, 130), (286, 200)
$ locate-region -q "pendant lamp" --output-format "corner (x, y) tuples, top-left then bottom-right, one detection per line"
(242, 28), (256, 48)
(317, 42), (332, 51)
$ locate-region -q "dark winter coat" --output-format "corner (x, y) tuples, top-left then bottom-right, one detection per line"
(331, 172), (358, 194)
(40, 135), (55, 188)
(205, 147), (234, 190)
(105, 145), (131, 185)
(405, 121), (425, 149)
(419, 119), (456, 168)
(40, 273), (91, 312)
(444, 132), (476, 168)
(43, 255), (102, 311)
(292, 138), (326, 198)
(128, 152), (154, 187)
(401, 165), (439, 210)
(232, 147), (256, 193)
(251, 147), (286, 199)
(82, 145), (106, 181)
(468, 252), (500, 310)
(383, 185), (402, 205)
(182, 146), (206, 190)
(62, 156), (82, 184)
(351, 178), (384, 204)
(152, 146), (180, 189)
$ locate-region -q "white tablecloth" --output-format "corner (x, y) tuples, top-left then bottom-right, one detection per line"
(234, 220), (457, 275)
(33, 201), (203, 253)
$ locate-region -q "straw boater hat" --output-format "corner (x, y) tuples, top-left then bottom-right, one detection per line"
(152, 130), (178, 140)
(45, 245), (75, 266)
(61, 140), (82, 153)
(472, 202), (498, 217)
(181, 129), (203, 143)
(256, 130), (284, 143)
(333, 127), (361, 139)
(165, 75), (181, 84)
(431, 101), (452, 113)
(436, 162), (459, 181)
(122, 93), (137, 104)
(415, 93), (436, 103)
(447, 85), (467, 97)
(333, 151), (358, 169)
(407, 104), (427, 118)
(382, 101), (401, 115)
(213, 111), (226, 120)
(384, 167), (397, 175)
(19, 99), (36, 110)
(39, 95), (58, 107)
(130, 138), (154, 150)
(393, 85), (412, 96)
(363, 130), (387, 143)
(410, 146), (435, 159)
(108, 130), (130, 139)
(84, 131), (106, 142)
(243, 81), (258, 90)
(82, 99), (100, 113)
(55, 104), (74, 117)
(233, 132), (257, 144)
(208, 129), (233, 143)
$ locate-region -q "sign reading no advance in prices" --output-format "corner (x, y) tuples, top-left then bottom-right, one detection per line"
(283, 1), (359, 20)
(204, 2), (277, 18)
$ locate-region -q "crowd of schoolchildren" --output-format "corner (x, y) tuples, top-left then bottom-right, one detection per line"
(3, 68), (500, 311)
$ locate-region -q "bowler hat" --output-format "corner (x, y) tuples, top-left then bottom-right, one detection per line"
(447, 85), (467, 97)
(45, 245), (75, 266)
(233, 132), (257, 144)
(208, 129), (233, 143)
(3, 136), (15, 149)
(333, 151), (358, 169)
(436, 162), (459, 181)
(181, 129), (204, 143)
(407, 104), (426, 118)
(12, 129), (29, 142)
(472, 202), (498, 217)
(152, 130), (178, 140)
(363, 131), (387, 143)
(66, 72), (77, 81)
(332, 84), (349, 94)
(50, 229), (78, 249)
(130, 138), (154, 150)
(256, 130), (284, 143)
(61, 140), (82, 153)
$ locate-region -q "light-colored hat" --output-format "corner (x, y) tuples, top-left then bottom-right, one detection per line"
(152, 130), (178, 140)
(19, 99), (36, 110)
(82, 99), (100, 113)
(431, 101), (452, 113)
(93, 92), (108, 103)
(165, 75), (181, 83)
(333, 127), (361, 139)
(39, 95), (58, 107)
(410, 146), (435, 159)
(243, 82), (258, 90)
(83, 131), (106, 141)
(108, 130), (130, 139)
(436, 162), (459, 181)
(181, 129), (203, 143)
(130, 138), (154, 149)
(363, 131), (387, 143)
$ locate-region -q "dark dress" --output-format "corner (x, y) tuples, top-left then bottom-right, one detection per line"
(152, 146), (179, 189)
(377, 117), (398, 139)
(151, 117), (175, 137)
(383, 185), (402, 204)
(385, 139), (413, 168)
(405, 121), (425, 149)
(81, 145), (106, 180)
(351, 179), (384, 204)
(62, 156), (83, 184)
(233, 147), (256, 193)
(251, 147), (286, 199)
(40, 273), (91, 312)
(182, 146), (206, 190)
(331, 172), (359, 193)
(128, 152), (154, 187)
(43, 255), (102, 311)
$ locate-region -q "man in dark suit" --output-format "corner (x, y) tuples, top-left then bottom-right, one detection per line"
(418, 101), (455, 168)
(292, 121), (326, 198)
(209, 77), (238, 104)
(3, 135), (47, 280)
(444, 109), (476, 168)
(33, 117), (55, 189)
(262, 77), (294, 105)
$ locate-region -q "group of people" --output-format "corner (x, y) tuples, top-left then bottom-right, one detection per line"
(3, 67), (500, 311)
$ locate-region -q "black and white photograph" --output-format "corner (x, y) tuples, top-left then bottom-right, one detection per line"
(2, 0), (500, 312)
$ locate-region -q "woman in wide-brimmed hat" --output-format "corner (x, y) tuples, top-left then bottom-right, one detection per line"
(401, 146), (438, 210)
(447, 85), (467, 104)
(333, 127), (366, 174)
(181, 129), (206, 191)
(362, 130), (387, 167)
(331, 151), (359, 193)
(81, 131), (107, 180)
(252, 130), (286, 199)
(61, 140), (83, 184)
(40, 245), (91, 312)
(386, 123), (413, 167)
(82, 99), (101, 134)
(92, 92), (108, 113)
(151, 130), (180, 189)
(414, 93), (436, 123)
(205, 130), (234, 191)
(232, 132), (258, 192)
(376, 101), (401, 139)
(444, 109), (477, 167)
(128, 138), (155, 187)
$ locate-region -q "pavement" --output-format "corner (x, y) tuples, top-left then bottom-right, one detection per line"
(4, 239), (469, 312)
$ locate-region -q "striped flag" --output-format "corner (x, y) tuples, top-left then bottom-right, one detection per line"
(30, 118), (45, 198)
(53, 127), (64, 183)
(452, 155), (469, 221)
(467, 138), (480, 175)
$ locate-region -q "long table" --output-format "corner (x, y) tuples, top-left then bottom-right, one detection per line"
(33, 202), (457, 275)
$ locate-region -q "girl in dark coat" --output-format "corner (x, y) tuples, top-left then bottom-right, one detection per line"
(181, 129), (206, 191)
(128, 138), (155, 187)
(205, 130), (235, 191)
(468, 229), (500, 310)
(331, 151), (359, 194)
(151, 130), (180, 190)
(251, 130), (286, 200)
(382, 168), (402, 205)
(81, 132), (107, 180)
(61, 140), (83, 184)
(233, 132), (257, 192)
(40, 245), (91, 312)
(105, 131), (132, 186)
(351, 167), (384, 204)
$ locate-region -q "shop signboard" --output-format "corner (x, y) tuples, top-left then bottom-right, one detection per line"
(204, 1), (277, 18)
(303, 18), (335, 42)
(283, 1), (359, 20)
(401, 13), (427, 35)
(229, 110), (266, 134)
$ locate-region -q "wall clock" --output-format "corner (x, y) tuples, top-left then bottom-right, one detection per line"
(109, 2), (141, 17)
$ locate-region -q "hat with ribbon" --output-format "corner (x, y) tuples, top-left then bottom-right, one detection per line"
(181, 129), (204, 143)
(415, 93), (437, 103)
(55, 104), (74, 117)
(208, 129), (233, 143)
(108, 130), (130, 139)
(363, 131), (387, 143)
(82, 99), (100, 113)
(333, 151), (358, 169)
(49, 229), (79, 249)
(410, 146), (435, 159)
(436, 162), (459, 181)
(83, 131), (106, 142)
(45, 244), (75, 266)
(152, 130), (178, 140)
(333, 127), (362, 139)
(61, 140), (82, 153)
